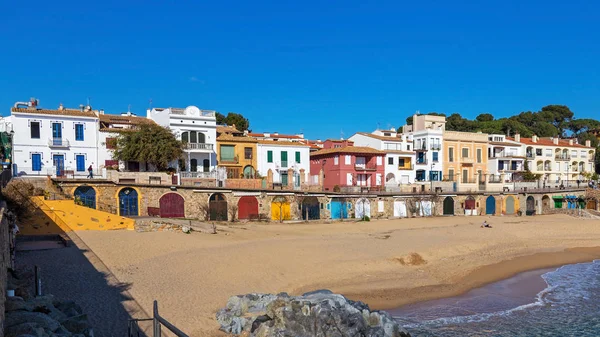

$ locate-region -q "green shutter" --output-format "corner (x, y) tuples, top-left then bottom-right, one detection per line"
(267, 151), (273, 163)
(295, 151), (301, 163)
(281, 151), (288, 167)
(220, 145), (235, 161)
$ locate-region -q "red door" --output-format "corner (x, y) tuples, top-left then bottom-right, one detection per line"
(159, 193), (185, 218)
(238, 196), (259, 220)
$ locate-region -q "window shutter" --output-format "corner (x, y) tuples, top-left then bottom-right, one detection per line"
(267, 150), (273, 163)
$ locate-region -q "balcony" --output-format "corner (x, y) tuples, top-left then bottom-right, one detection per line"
(526, 153), (535, 159)
(185, 143), (214, 151)
(48, 138), (70, 148)
(415, 159), (428, 165)
(179, 171), (216, 179)
(430, 144), (441, 151)
(461, 157), (474, 163)
(219, 156), (239, 165)
(555, 155), (571, 161)
(492, 151), (521, 158)
(355, 163), (378, 171)
(398, 164), (414, 170)
(416, 146), (428, 152)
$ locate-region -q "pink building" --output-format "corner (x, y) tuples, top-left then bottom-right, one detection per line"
(310, 139), (386, 191)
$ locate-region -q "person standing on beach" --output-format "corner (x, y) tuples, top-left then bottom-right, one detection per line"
(87, 164), (94, 179)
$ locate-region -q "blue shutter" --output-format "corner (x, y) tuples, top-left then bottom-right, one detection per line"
(32, 154), (42, 171)
(76, 155), (85, 171)
(75, 124), (84, 141)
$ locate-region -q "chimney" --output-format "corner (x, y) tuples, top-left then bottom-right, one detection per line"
(390, 127), (396, 132)
(586, 140), (592, 147)
(515, 133), (521, 142)
(296, 133), (304, 139)
(273, 132), (279, 135)
(553, 137), (559, 145)
(532, 135), (538, 143)
(58, 103), (64, 111)
(569, 139), (574, 145)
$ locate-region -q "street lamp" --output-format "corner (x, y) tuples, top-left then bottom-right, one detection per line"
(430, 162), (436, 192)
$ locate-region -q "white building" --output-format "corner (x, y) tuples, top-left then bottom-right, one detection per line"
(256, 140), (310, 188)
(348, 129), (416, 186)
(403, 114), (446, 182)
(487, 134), (525, 182)
(10, 99), (100, 177)
(147, 106), (217, 177)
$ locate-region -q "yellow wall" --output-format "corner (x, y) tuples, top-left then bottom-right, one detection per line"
(271, 201), (291, 221)
(501, 195), (520, 215)
(217, 139), (258, 177)
(20, 196), (135, 235)
(443, 138), (488, 182)
(398, 156), (412, 170)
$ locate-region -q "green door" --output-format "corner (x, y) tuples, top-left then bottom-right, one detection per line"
(554, 199), (563, 208)
(281, 172), (288, 186)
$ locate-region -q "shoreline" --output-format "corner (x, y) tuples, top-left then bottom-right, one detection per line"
(341, 246), (600, 311)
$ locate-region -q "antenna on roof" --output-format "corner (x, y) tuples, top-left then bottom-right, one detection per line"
(148, 98), (153, 110)
(340, 129), (345, 140)
(87, 97), (91, 107)
(376, 122), (380, 130)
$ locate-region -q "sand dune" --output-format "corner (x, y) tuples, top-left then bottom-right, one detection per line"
(75, 214), (600, 337)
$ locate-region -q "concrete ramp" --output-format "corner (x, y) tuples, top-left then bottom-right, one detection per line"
(21, 196), (134, 235)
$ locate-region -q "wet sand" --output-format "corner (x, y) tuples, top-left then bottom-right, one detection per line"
(73, 214), (600, 337)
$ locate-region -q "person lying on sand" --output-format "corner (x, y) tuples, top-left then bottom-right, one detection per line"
(481, 221), (492, 228)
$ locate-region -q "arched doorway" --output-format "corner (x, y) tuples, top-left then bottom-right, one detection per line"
(505, 196), (515, 215)
(443, 197), (454, 215)
(587, 199), (597, 210)
(238, 196), (259, 220)
(420, 200), (433, 216)
(190, 159), (198, 172)
(386, 173), (396, 184)
(243, 165), (256, 179)
(393, 199), (407, 217)
(542, 195), (551, 213)
(209, 193), (228, 221)
(330, 198), (349, 219)
(301, 197), (320, 220)
(465, 196), (476, 216)
(159, 193), (185, 218)
(355, 198), (371, 219)
(119, 188), (138, 216)
(74, 186), (96, 209)
(526, 196), (535, 216)
(271, 196), (291, 221)
(485, 195), (496, 215)
(203, 159), (210, 172)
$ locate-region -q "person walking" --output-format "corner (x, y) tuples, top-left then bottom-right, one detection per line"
(87, 164), (94, 179)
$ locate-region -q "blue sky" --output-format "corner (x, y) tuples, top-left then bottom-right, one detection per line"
(2, 0), (599, 139)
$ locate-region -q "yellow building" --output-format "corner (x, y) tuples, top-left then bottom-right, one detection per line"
(216, 125), (258, 178)
(443, 131), (489, 185)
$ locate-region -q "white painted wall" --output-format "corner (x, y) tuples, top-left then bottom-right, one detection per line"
(256, 143), (310, 184)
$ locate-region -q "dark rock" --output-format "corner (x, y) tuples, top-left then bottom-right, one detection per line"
(60, 315), (89, 334)
(5, 312), (61, 332)
(6, 297), (28, 312)
(216, 291), (411, 337)
(5, 322), (39, 337)
(55, 301), (83, 318)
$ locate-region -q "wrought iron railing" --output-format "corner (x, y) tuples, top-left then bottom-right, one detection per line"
(128, 301), (189, 337)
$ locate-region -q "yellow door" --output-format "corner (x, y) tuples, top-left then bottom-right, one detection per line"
(271, 202), (291, 221)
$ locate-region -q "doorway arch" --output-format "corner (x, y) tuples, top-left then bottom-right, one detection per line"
(118, 187), (138, 216)
(74, 186), (96, 209)
(465, 196), (476, 216)
(526, 196), (535, 216)
(505, 196), (516, 215)
(238, 196), (259, 220)
(485, 196), (496, 215)
(355, 198), (371, 219)
(301, 196), (320, 220)
(393, 199), (407, 217)
(209, 193), (228, 221)
(443, 197), (454, 215)
(159, 193), (185, 218)
(542, 195), (551, 213)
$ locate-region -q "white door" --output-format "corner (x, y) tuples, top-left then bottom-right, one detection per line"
(401, 175), (409, 184)
(346, 173), (353, 185)
(420, 201), (433, 216)
(355, 198), (371, 218)
(393, 200), (407, 217)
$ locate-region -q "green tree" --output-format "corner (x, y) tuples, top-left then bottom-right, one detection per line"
(112, 124), (184, 171)
(476, 113), (494, 122)
(215, 112), (226, 125)
(223, 112), (250, 131)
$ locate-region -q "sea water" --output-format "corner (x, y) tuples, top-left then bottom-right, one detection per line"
(392, 260), (600, 336)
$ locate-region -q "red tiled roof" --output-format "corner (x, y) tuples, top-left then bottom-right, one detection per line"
(99, 114), (154, 125)
(11, 107), (97, 118)
(310, 146), (385, 157)
(355, 132), (404, 141)
(248, 133), (302, 139)
(508, 137), (593, 149)
(256, 140), (310, 146)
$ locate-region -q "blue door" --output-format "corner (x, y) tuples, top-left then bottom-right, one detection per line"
(330, 199), (348, 219)
(52, 123), (62, 145)
(32, 154), (42, 172)
(76, 155), (85, 172)
(53, 155), (64, 176)
(486, 195), (496, 215)
(74, 186), (96, 209)
(119, 188), (138, 216)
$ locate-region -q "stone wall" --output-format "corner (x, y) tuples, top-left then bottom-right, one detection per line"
(0, 202), (14, 337)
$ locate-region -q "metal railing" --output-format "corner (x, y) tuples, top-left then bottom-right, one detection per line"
(354, 164), (378, 171)
(128, 301), (188, 337)
(430, 144), (441, 150)
(555, 155), (571, 161)
(48, 138), (70, 147)
(184, 143), (214, 150)
(415, 159), (428, 165)
(179, 171), (216, 179)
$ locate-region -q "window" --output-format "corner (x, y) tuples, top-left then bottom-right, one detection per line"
(198, 132), (206, 143)
(448, 168), (454, 181)
(388, 157), (394, 165)
(378, 200), (384, 212)
(432, 152), (439, 162)
(76, 155), (85, 171)
(267, 150), (273, 163)
(462, 169), (468, 183)
(398, 158), (405, 167)
(295, 151), (301, 163)
(536, 148), (543, 156)
(75, 124), (84, 141)
(376, 156), (382, 166)
(571, 150), (577, 158)
(244, 147), (252, 160)
(462, 148), (469, 158)
(181, 132), (189, 143)
(334, 156), (339, 165)
(220, 145), (235, 162)
(545, 149), (552, 157)
(345, 155), (351, 165)
(449, 148), (454, 162)
(30, 121), (40, 139)
(190, 131), (197, 143)
(106, 138), (116, 149)
(477, 149), (482, 163)
(281, 151), (288, 167)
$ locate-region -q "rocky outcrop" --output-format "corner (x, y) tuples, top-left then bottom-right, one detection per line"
(216, 290), (411, 337)
(4, 294), (93, 337)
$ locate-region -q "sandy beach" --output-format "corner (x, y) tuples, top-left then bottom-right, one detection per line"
(72, 214), (600, 337)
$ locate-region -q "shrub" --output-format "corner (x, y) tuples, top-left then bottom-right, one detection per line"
(333, 185), (341, 192)
(3, 180), (36, 220)
(362, 215), (370, 222)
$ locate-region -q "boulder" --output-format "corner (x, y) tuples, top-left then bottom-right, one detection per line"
(216, 290), (411, 337)
(60, 315), (90, 334)
(5, 312), (61, 332)
(4, 322), (39, 337)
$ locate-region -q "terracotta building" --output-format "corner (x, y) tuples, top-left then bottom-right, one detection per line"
(309, 139), (385, 192)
